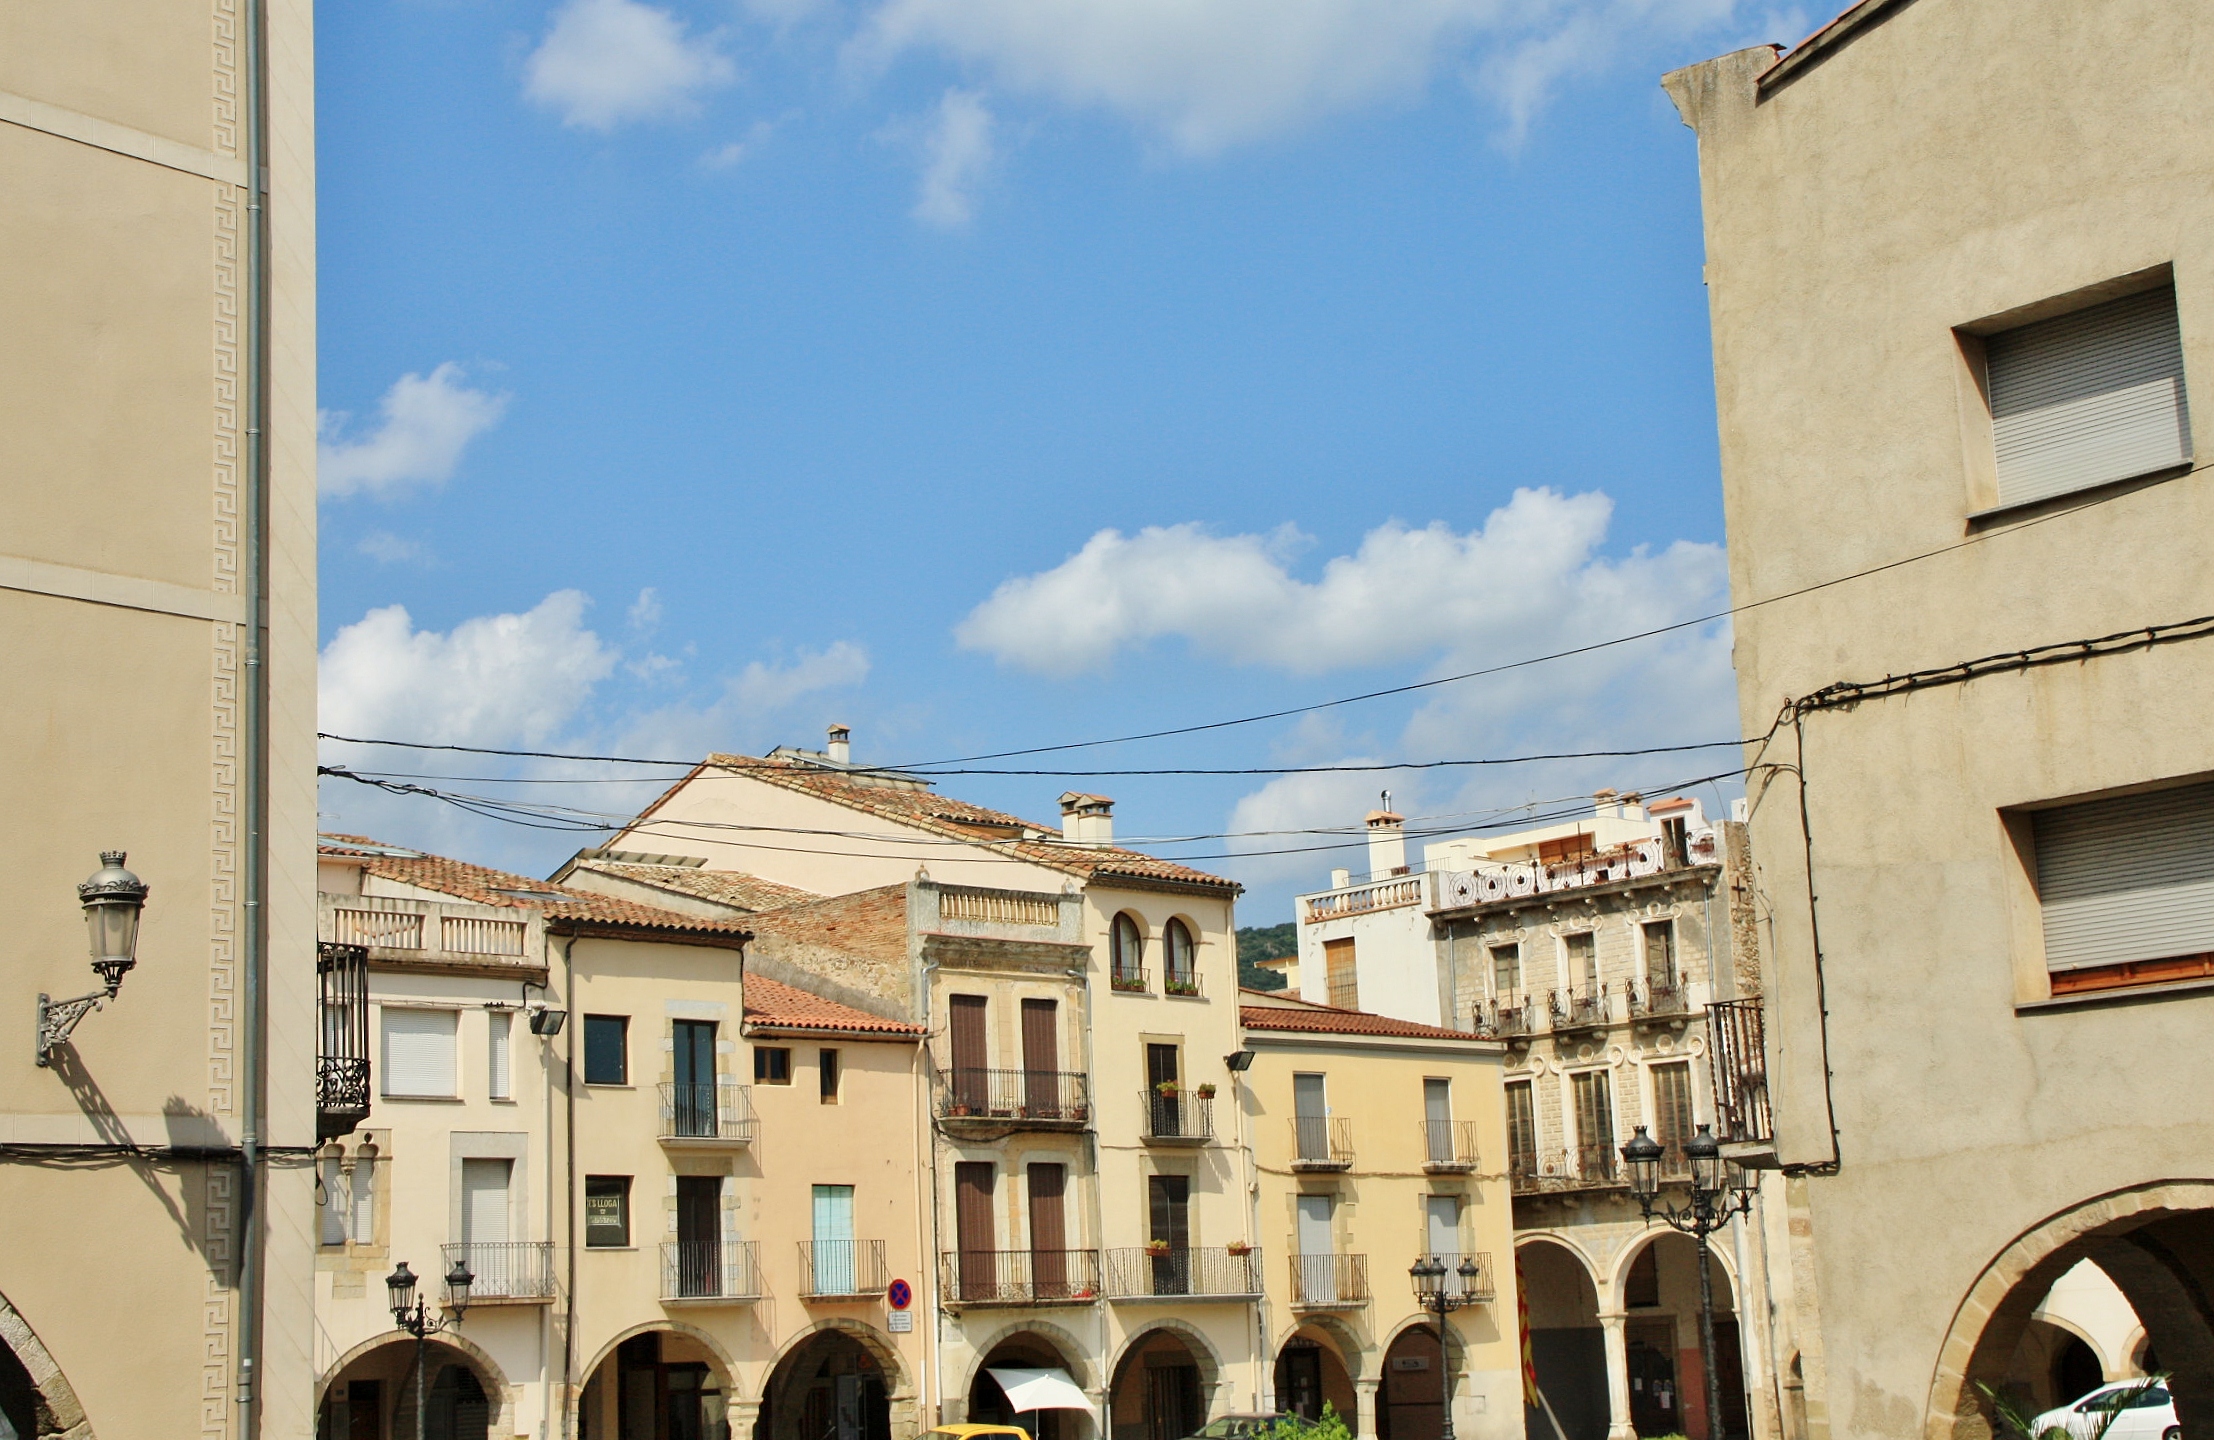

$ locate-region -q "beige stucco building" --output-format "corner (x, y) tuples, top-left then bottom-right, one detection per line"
(1236, 992), (1519, 1440)
(1665, 2), (2214, 1437)
(0, 1), (319, 1435)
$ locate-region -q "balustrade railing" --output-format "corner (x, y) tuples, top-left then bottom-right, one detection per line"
(1706, 998), (1774, 1145)
(443, 1241), (556, 1302)
(1432, 832), (1719, 911)
(330, 908), (423, 950)
(936, 1068), (1091, 1126)
(1288, 1253), (1368, 1308)
(1104, 1246), (1264, 1299)
(1141, 1091), (1214, 1144)
(660, 1240), (761, 1301)
(937, 887), (1059, 927)
(1290, 1116), (1354, 1170)
(659, 1082), (757, 1143)
(799, 1239), (888, 1298)
(441, 915), (526, 956)
(941, 1248), (1102, 1305)
(1303, 875), (1426, 923)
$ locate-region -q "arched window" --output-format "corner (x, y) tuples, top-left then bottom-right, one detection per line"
(1110, 914), (1146, 990)
(1163, 919), (1198, 995)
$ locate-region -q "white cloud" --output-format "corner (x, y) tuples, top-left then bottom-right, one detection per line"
(318, 364), (507, 500)
(701, 117), (778, 168)
(732, 642), (873, 712)
(356, 531), (427, 564)
(525, 0), (735, 131)
(611, 642), (872, 759)
(319, 591), (619, 747)
(912, 89), (996, 228)
(955, 487), (1724, 676)
(627, 587), (664, 632)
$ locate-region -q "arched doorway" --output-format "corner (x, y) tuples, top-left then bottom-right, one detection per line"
(969, 1335), (1091, 1440)
(1518, 1240), (1605, 1440)
(318, 1337), (502, 1440)
(1379, 1326), (1452, 1440)
(0, 1290), (87, 1440)
(1109, 1330), (1206, 1440)
(760, 1329), (894, 1440)
(579, 1329), (736, 1440)
(1273, 1327), (1357, 1426)
(1930, 1185), (2214, 1440)
(1614, 1233), (1743, 1440)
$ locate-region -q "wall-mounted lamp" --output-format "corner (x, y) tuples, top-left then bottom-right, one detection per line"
(528, 1006), (568, 1036)
(1223, 1049), (1256, 1073)
(37, 852), (150, 1067)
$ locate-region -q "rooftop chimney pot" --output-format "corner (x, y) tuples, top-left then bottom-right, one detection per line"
(826, 725), (851, 766)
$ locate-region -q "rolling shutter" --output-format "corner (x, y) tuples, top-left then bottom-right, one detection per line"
(2034, 781), (2214, 972)
(381, 1008), (457, 1097)
(1988, 286), (2192, 508)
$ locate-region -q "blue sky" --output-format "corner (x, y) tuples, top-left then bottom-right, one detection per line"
(313, 0), (1803, 920)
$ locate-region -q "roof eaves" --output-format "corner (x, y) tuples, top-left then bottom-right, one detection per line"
(1756, 0), (1911, 95)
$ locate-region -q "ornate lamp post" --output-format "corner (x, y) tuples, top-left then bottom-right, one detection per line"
(1409, 1254), (1483, 1440)
(387, 1259), (474, 1440)
(1621, 1124), (1755, 1440)
(37, 852), (151, 1065)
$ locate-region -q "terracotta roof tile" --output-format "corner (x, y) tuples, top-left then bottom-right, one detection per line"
(1239, 995), (1481, 1043)
(317, 835), (753, 940)
(745, 885), (912, 966)
(742, 972), (923, 1037)
(570, 859), (818, 914)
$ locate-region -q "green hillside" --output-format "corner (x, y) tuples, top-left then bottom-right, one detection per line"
(1235, 923), (1294, 991)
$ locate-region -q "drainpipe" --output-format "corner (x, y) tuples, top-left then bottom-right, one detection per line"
(234, 0), (272, 1430)
(563, 931), (579, 1437)
(1077, 957), (1107, 1440)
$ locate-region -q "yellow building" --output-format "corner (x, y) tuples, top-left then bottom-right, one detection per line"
(0, 0), (318, 1434)
(1237, 993), (1519, 1440)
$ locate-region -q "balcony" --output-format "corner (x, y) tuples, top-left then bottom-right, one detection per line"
(1288, 1254), (1369, 1310)
(442, 1242), (555, 1305)
(1162, 970), (1205, 999)
(1431, 833), (1718, 912)
(1706, 998), (1774, 1148)
(1290, 1116), (1354, 1171)
(940, 1249), (1102, 1307)
(799, 1239), (889, 1300)
(1474, 996), (1537, 1042)
(1110, 965), (1149, 994)
(1628, 979), (1690, 1026)
(1549, 986), (1610, 1035)
(1303, 874), (1426, 923)
(1104, 1246), (1264, 1301)
(936, 1069), (1091, 1129)
(1511, 1145), (1622, 1193)
(316, 942), (371, 1142)
(1408, 1251), (1495, 1303)
(1141, 1091), (1214, 1146)
(1420, 1120), (1480, 1173)
(658, 1082), (757, 1146)
(660, 1240), (762, 1304)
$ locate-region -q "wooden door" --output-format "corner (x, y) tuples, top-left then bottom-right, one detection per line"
(673, 1020), (716, 1135)
(1652, 1062), (1695, 1173)
(1148, 1175), (1189, 1294)
(1146, 1042), (1181, 1136)
(949, 995), (988, 1111)
(1021, 999), (1060, 1116)
(676, 1176), (720, 1297)
(1028, 1162), (1068, 1297)
(955, 1161), (996, 1299)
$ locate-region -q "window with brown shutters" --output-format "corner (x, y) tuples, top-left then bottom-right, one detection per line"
(1324, 937), (1358, 1010)
(1651, 1061), (1695, 1176)
(1021, 998), (1060, 1114)
(1572, 1070), (1615, 1181)
(955, 1161), (996, 1300)
(949, 994), (988, 1111)
(1028, 1163), (1069, 1297)
(1506, 1081), (1537, 1181)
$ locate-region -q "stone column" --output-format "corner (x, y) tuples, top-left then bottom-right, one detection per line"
(1355, 1376), (1382, 1440)
(1600, 1311), (1635, 1440)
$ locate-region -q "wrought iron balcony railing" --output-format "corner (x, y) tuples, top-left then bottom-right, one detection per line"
(1706, 998), (1774, 1146)
(1288, 1253), (1369, 1309)
(1141, 1091), (1214, 1145)
(940, 1248), (1102, 1306)
(1290, 1116), (1354, 1171)
(1420, 1119), (1480, 1172)
(1104, 1246), (1264, 1300)
(799, 1239), (889, 1298)
(442, 1242), (556, 1303)
(1508, 1149), (1542, 1194)
(1549, 985), (1610, 1032)
(660, 1240), (762, 1302)
(1431, 832), (1719, 910)
(1628, 978), (1689, 1020)
(1474, 997), (1536, 1040)
(658, 1082), (757, 1144)
(1110, 965), (1149, 993)
(316, 943), (371, 1141)
(1162, 970), (1204, 998)
(1513, 1146), (1623, 1192)
(936, 1068), (1091, 1127)
(1409, 1251), (1495, 1303)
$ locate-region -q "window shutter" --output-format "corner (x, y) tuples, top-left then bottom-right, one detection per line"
(1988, 286), (2192, 508)
(320, 1157), (349, 1246)
(2034, 781), (2214, 972)
(461, 1158), (511, 1245)
(382, 1009), (457, 1097)
(487, 1011), (512, 1101)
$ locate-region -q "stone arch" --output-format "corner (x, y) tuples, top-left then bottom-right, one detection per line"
(1604, 1227), (1738, 1309)
(2022, 1312), (2108, 1376)
(1271, 1313), (1369, 1383)
(576, 1317), (741, 1401)
(771, 1317), (913, 1400)
(762, 1318), (912, 1440)
(954, 1318), (1098, 1402)
(1926, 1180), (2214, 1440)
(1517, 1229), (1604, 1291)
(0, 1286), (92, 1440)
(314, 1331), (515, 1439)
(1110, 1318), (1226, 1399)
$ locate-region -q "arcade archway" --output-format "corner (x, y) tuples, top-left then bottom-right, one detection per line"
(1611, 1232), (1741, 1440)
(1518, 1239), (1604, 1440)
(1273, 1323), (1358, 1427)
(1109, 1327), (1214, 1440)
(759, 1327), (899, 1440)
(968, 1334), (1093, 1440)
(578, 1327), (737, 1440)
(317, 1335), (505, 1440)
(1378, 1325), (1453, 1440)
(0, 1288), (87, 1440)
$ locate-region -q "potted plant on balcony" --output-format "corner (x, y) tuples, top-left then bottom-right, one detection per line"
(1194, 1083), (1217, 1099)
(1145, 1239), (1172, 1257)
(1165, 975), (1200, 996)
(1224, 1240), (1252, 1256)
(1154, 1080), (1181, 1097)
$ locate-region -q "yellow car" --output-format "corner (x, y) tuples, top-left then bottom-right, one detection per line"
(923, 1427), (1036, 1440)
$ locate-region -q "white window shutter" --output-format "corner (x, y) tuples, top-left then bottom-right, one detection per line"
(320, 1157), (348, 1246)
(462, 1158), (512, 1245)
(382, 1009), (458, 1097)
(488, 1010), (512, 1101)
(2034, 781), (2214, 972)
(1988, 287), (2192, 508)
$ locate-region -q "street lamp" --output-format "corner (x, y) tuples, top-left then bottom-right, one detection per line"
(37, 852), (151, 1066)
(387, 1259), (473, 1440)
(1621, 1124), (1752, 1440)
(1409, 1254), (1484, 1440)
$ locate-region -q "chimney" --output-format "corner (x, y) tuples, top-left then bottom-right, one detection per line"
(1365, 808), (1407, 877)
(1057, 793), (1114, 848)
(1620, 791), (1645, 823)
(826, 724), (851, 766)
(1593, 787), (1621, 820)
(1330, 868), (1352, 890)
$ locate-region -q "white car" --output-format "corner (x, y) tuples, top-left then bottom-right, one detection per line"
(2032, 1380), (2178, 1440)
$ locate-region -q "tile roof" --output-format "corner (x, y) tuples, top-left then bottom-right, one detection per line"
(568, 859), (818, 914)
(629, 754), (1240, 895)
(1238, 993), (1483, 1043)
(742, 972), (923, 1038)
(745, 885), (912, 966)
(317, 835), (754, 940)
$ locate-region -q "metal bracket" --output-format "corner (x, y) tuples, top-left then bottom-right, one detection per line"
(36, 990), (105, 1067)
